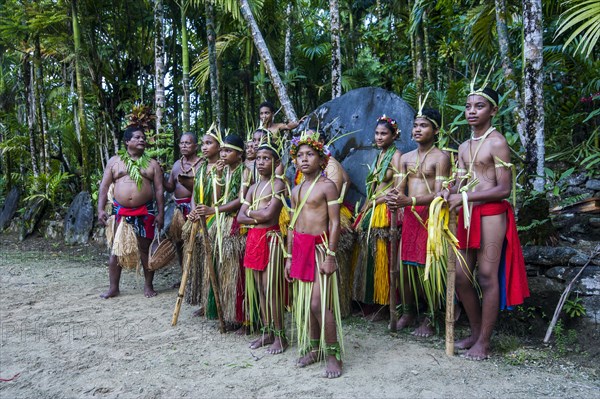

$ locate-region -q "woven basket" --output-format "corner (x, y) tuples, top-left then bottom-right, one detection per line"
(148, 231), (176, 271)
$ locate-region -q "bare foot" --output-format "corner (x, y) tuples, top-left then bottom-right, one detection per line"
(395, 313), (415, 330)
(267, 336), (288, 355)
(192, 307), (204, 317)
(236, 325), (251, 336)
(100, 288), (119, 299)
(296, 351), (320, 368)
(144, 286), (158, 298)
(323, 355), (342, 378)
(455, 335), (478, 350)
(462, 342), (490, 361)
(411, 319), (434, 338)
(249, 334), (274, 350)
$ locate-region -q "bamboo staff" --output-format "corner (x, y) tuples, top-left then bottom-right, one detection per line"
(445, 210), (457, 356)
(200, 215), (226, 333)
(389, 209), (399, 332)
(171, 221), (199, 326)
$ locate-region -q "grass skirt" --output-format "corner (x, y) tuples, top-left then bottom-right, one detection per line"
(352, 203), (392, 305)
(245, 230), (285, 333)
(203, 215), (246, 323)
(292, 243), (344, 359)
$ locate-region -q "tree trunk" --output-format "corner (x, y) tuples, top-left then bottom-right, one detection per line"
(154, 0), (166, 140)
(284, 3), (293, 78)
(25, 56), (40, 178)
(423, 10), (432, 84)
(495, 0), (526, 148)
(415, 26), (424, 95)
(330, 0), (342, 99)
(181, 0), (191, 132)
(206, 0), (221, 127)
(34, 36), (50, 175)
(522, 0), (545, 191)
(72, 0), (89, 190)
(239, 0), (298, 122)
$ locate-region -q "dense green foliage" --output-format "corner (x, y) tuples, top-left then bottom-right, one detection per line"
(0, 0), (598, 211)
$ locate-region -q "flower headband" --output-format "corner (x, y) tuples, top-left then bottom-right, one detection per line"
(377, 114), (398, 134)
(290, 130), (330, 169)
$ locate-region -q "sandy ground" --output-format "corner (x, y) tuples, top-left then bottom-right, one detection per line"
(1, 234), (599, 398)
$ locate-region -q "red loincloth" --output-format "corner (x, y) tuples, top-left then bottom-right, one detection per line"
(290, 231), (323, 283)
(244, 225), (280, 271)
(113, 200), (156, 240)
(401, 205), (428, 266)
(174, 196), (192, 217)
(457, 200), (530, 309)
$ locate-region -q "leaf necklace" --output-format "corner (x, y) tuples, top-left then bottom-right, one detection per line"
(119, 149), (151, 191)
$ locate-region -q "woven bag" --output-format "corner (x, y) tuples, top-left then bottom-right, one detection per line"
(148, 230), (176, 271)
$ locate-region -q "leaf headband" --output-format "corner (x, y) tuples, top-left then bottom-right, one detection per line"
(415, 91), (439, 129)
(468, 62), (498, 108)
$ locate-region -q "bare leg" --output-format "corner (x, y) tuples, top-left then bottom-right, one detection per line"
(455, 249), (479, 350)
(100, 254), (121, 298)
(297, 282), (323, 368)
(250, 270), (274, 349)
(267, 263), (287, 355)
(307, 272), (342, 378)
(139, 237), (157, 297)
(396, 265), (416, 329)
(464, 213), (506, 361)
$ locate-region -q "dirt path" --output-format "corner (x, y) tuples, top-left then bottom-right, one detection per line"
(1, 234), (598, 398)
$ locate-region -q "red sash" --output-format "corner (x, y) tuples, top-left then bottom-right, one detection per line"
(243, 225), (280, 271)
(290, 231), (324, 282)
(457, 201), (530, 308)
(401, 205), (428, 265)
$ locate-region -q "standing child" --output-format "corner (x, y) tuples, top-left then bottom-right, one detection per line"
(444, 86), (529, 360)
(194, 134), (249, 327)
(186, 129), (221, 314)
(286, 132), (343, 379)
(353, 116), (402, 316)
(238, 139), (287, 353)
(386, 106), (451, 336)
(258, 101), (305, 137)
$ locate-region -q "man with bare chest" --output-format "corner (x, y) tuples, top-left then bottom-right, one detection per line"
(164, 133), (200, 258)
(97, 125), (165, 298)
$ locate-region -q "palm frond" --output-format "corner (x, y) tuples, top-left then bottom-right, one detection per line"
(555, 0), (600, 58)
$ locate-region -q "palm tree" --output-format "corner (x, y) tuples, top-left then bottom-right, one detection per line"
(239, 0), (298, 122)
(72, 0), (90, 190)
(179, 0), (191, 132)
(330, 0), (342, 98)
(154, 0), (166, 140)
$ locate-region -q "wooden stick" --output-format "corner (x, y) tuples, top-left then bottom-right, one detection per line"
(389, 209), (399, 332)
(544, 245), (599, 343)
(171, 221), (199, 326)
(200, 215), (227, 334)
(445, 210), (457, 356)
